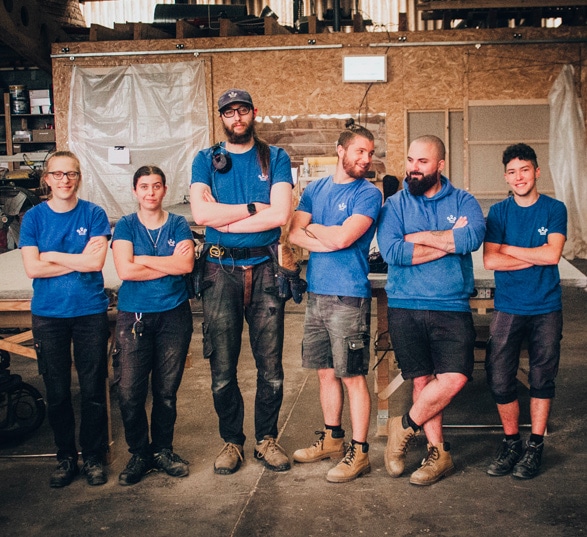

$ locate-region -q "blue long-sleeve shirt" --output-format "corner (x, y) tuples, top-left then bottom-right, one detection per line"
(377, 176), (486, 312)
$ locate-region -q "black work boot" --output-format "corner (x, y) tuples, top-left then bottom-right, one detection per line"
(487, 438), (523, 476)
(118, 454), (154, 486)
(49, 457), (79, 488)
(81, 457), (107, 486)
(512, 441), (544, 479)
(153, 448), (189, 477)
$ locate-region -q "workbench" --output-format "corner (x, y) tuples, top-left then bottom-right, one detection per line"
(371, 249), (587, 436)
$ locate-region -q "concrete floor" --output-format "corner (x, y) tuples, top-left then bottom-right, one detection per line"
(1, 261), (586, 537)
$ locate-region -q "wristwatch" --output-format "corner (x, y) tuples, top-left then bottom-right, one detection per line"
(247, 203), (257, 216)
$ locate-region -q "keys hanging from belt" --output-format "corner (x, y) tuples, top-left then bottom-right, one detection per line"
(132, 313), (144, 339)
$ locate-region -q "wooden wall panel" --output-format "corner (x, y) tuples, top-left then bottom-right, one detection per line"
(466, 45), (581, 101)
(51, 26), (587, 182)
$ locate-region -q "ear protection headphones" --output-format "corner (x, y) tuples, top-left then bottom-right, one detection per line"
(211, 143), (232, 174)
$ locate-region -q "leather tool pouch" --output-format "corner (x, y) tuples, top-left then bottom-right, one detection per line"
(185, 243), (212, 299)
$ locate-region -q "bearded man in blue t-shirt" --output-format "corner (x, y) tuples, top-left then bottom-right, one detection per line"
(190, 89), (293, 475)
(289, 126), (382, 483)
(484, 143), (567, 480)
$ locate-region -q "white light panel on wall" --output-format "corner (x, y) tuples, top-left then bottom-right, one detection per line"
(343, 55), (387, 83)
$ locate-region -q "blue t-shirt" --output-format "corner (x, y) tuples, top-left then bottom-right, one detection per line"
(19, 199), (111, 318)
(191, 143), (293, 265)
(485, 194), (567, 315)
(297, 176), (382, 298)
(112, 212), (193, 313)
(377, 176), (486, 312)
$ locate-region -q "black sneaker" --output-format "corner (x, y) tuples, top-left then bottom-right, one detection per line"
(487, 438), (523, 476)
(512, 441), (544, 480)
(81, 458), (107, 486)
(118, 454), (154, 486)
(153, 448), (189, 478)
(49, 457), (79, 488)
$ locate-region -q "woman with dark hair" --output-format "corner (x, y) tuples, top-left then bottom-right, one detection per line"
(20, 151), (111, 488)
(112, 165), (194, 486)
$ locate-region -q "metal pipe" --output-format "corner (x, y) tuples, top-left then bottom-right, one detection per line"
(0, 453), (56, 458)
(51, 43), (343, 60)
(50, 36), (587, 61)
(370, 37), (587, 47)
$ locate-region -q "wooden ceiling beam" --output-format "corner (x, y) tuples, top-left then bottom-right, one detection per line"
(417, 0), (587, 9)
(0, 0), (68, 72)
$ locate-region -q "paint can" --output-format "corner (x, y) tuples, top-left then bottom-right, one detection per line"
(9, 85), (29, 115)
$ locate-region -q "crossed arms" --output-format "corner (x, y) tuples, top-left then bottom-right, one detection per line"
(190, 181), (292, 234)
(483, 233), (565, 271)
(289, 210), (374, 253)
(22, 236), (109, 279)
(112, 239), (195, 282)
(405, 216), (468, 265)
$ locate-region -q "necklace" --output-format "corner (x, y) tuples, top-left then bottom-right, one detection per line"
(139, 211), (165, 251)
(145, 226), (162, 250)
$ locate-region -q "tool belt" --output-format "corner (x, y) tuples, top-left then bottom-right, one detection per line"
(208, 244), (272, 261)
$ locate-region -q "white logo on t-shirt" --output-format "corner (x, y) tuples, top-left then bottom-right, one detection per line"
(77, 227), (87, 236)
(168, 239), (176, 247)
(447, 214), (457, 224)
(259, 173), (268, 182)
(538, 227), (548, 236)
(338, 202), (347, 211)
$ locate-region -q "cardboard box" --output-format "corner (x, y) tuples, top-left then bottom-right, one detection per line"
(29, 89), (50, 100)
(30, 105), (52, 114)
(32, 129), (56, 143)
(30, 97), (51, 107)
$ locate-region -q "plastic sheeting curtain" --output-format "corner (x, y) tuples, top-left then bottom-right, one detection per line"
(69, 61), (209, 220)
(548, 64), (587, 260)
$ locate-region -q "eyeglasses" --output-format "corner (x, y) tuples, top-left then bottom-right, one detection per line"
(221, 106), (252, 118)
(47, 171), (80, 181)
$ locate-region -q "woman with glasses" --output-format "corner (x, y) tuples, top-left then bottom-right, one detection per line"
(20, 151), (112, 488)
(111, 165), (194, 486)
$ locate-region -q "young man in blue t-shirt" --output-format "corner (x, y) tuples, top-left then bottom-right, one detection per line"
(484, 143), (567, 480)
(289, 125), (382, 482)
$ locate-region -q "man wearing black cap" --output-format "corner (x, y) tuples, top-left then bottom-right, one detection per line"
(190, 88), (294, 475)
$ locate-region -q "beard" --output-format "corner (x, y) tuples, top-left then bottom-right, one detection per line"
(223, 120), (255, 145)
(406, 171), (439, 196)
(342, 153), (368, 180)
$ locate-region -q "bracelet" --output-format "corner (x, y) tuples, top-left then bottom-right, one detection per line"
(302, 226), (317, 239)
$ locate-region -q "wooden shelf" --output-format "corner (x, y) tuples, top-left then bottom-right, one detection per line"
(1, 93), (54, 176)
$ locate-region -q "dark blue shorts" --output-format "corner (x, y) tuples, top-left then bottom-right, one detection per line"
(485, 310), (562, 403)
(387, 308), (476, 380)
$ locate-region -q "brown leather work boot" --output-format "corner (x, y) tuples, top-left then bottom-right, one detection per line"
(384, 415), (418, 478)
(254, 436), (291, 472)
(409, 442), (455, 486)
(293, 429), (345, 463)
(214, 443), (244, 475)
(326, 442), (371, 483)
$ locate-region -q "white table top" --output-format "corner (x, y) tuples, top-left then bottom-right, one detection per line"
(1, 247), (585, 300)
(0, 248), (121, 301)
(368, 248), (587, 290)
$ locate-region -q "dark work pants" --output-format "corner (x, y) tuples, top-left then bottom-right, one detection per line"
(112, 301), (193, 456)
(33, 312), (110, 462)
(201, 260), (285, 445)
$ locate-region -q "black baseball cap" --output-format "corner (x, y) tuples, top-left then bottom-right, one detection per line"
(217, 88), (254, 112)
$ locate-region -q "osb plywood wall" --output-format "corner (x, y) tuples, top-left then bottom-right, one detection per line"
(51, 26), (587, 178)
